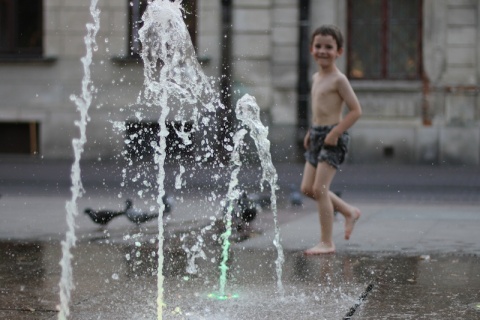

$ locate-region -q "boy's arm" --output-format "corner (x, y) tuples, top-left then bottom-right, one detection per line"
(325, 75), (362, 146)
(303, 72), (317, 149)
(303, 129), (310, 150)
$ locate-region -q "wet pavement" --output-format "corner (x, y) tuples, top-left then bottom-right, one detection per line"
(1, 239), (479, 319)
(1, 158), (480, 319)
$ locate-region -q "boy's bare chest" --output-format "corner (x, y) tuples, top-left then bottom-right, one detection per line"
(311, 79), (338, 100)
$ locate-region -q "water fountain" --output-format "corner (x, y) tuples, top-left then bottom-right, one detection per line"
(2, 3), (478, 320)
(58, 0), (284, 318)
(58, 0), (100, 319)
(137, 0), (285, 312)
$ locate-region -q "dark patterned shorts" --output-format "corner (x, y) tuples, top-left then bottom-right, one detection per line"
(304, 125), (350, 169)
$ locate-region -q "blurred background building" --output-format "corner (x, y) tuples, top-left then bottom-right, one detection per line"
(0, 0), (479, 164)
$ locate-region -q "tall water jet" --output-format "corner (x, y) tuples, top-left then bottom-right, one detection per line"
(236, 94), (285, 296)
(137, 1), (217, 318)
(218, 128), (248, 297)
(57, 0), (100, 319)
(59, 0), (285, 317)
(215, 95), (285, 298)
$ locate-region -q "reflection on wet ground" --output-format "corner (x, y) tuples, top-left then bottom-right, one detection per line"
(1, 234), (479, 320)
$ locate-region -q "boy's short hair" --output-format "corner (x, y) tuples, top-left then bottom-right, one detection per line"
(310, 25), (344, 49)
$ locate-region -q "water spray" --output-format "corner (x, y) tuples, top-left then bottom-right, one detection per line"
(57, 0), (100, 319)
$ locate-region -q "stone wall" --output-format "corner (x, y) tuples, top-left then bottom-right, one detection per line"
(423, 0), (480, 164)
(40, 0), (136, 158)
(347, 0), (480, 165)
(1, 0), (479, 164)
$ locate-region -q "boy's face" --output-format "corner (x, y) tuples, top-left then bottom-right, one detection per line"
(310, 34), (343, 68)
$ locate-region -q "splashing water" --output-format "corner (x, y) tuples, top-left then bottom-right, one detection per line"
(136, 0), (225, 317)
(218, 128), (248, 296)
(236, 94), (285, 296)
(60, 0), (284, 318)
(138, 0), (285, 314)
(57, 1), (100, 319)
(216, 95), (286, 297)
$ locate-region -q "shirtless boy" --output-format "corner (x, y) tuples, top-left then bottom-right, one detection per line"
(301, 25), (362, 255)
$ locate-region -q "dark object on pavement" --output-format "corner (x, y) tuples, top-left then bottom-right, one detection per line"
(237, 192), (257, 223)
(84, 194), (172, 226)
(289, 184), (303, 206)
(84, 208), (123, 226)
(248, 193), (271, 209)
(162, 194), (173, 214)
(125, 195), (172, 225)
(125, 199), (159, 224)
(224, 192), (258, 231)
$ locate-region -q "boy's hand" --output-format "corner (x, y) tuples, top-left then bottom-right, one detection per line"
(324, 130), (339, 147)
(303, 131), (310, 150)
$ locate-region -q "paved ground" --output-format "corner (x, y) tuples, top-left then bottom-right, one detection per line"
(1, 157), (480, 251)
(0, 157), (479, 319)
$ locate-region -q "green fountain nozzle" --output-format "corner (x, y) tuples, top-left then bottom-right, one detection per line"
(208, 292), (240, 300)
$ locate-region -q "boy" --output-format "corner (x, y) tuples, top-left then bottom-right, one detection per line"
(301, 25), (362, 255)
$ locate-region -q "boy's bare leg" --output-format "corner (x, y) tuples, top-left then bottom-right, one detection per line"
(329, 191), (361, 240)
(301, 163), (361, 241)
(300, 162), (317, 198)
(304, 162), (337, 255)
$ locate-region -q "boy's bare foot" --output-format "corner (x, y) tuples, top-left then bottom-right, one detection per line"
(303, 243), (336, 255)
(344, 207), (361, 240)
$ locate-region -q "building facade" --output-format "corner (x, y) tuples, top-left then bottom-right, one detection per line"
(0, 0), (479, 164)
